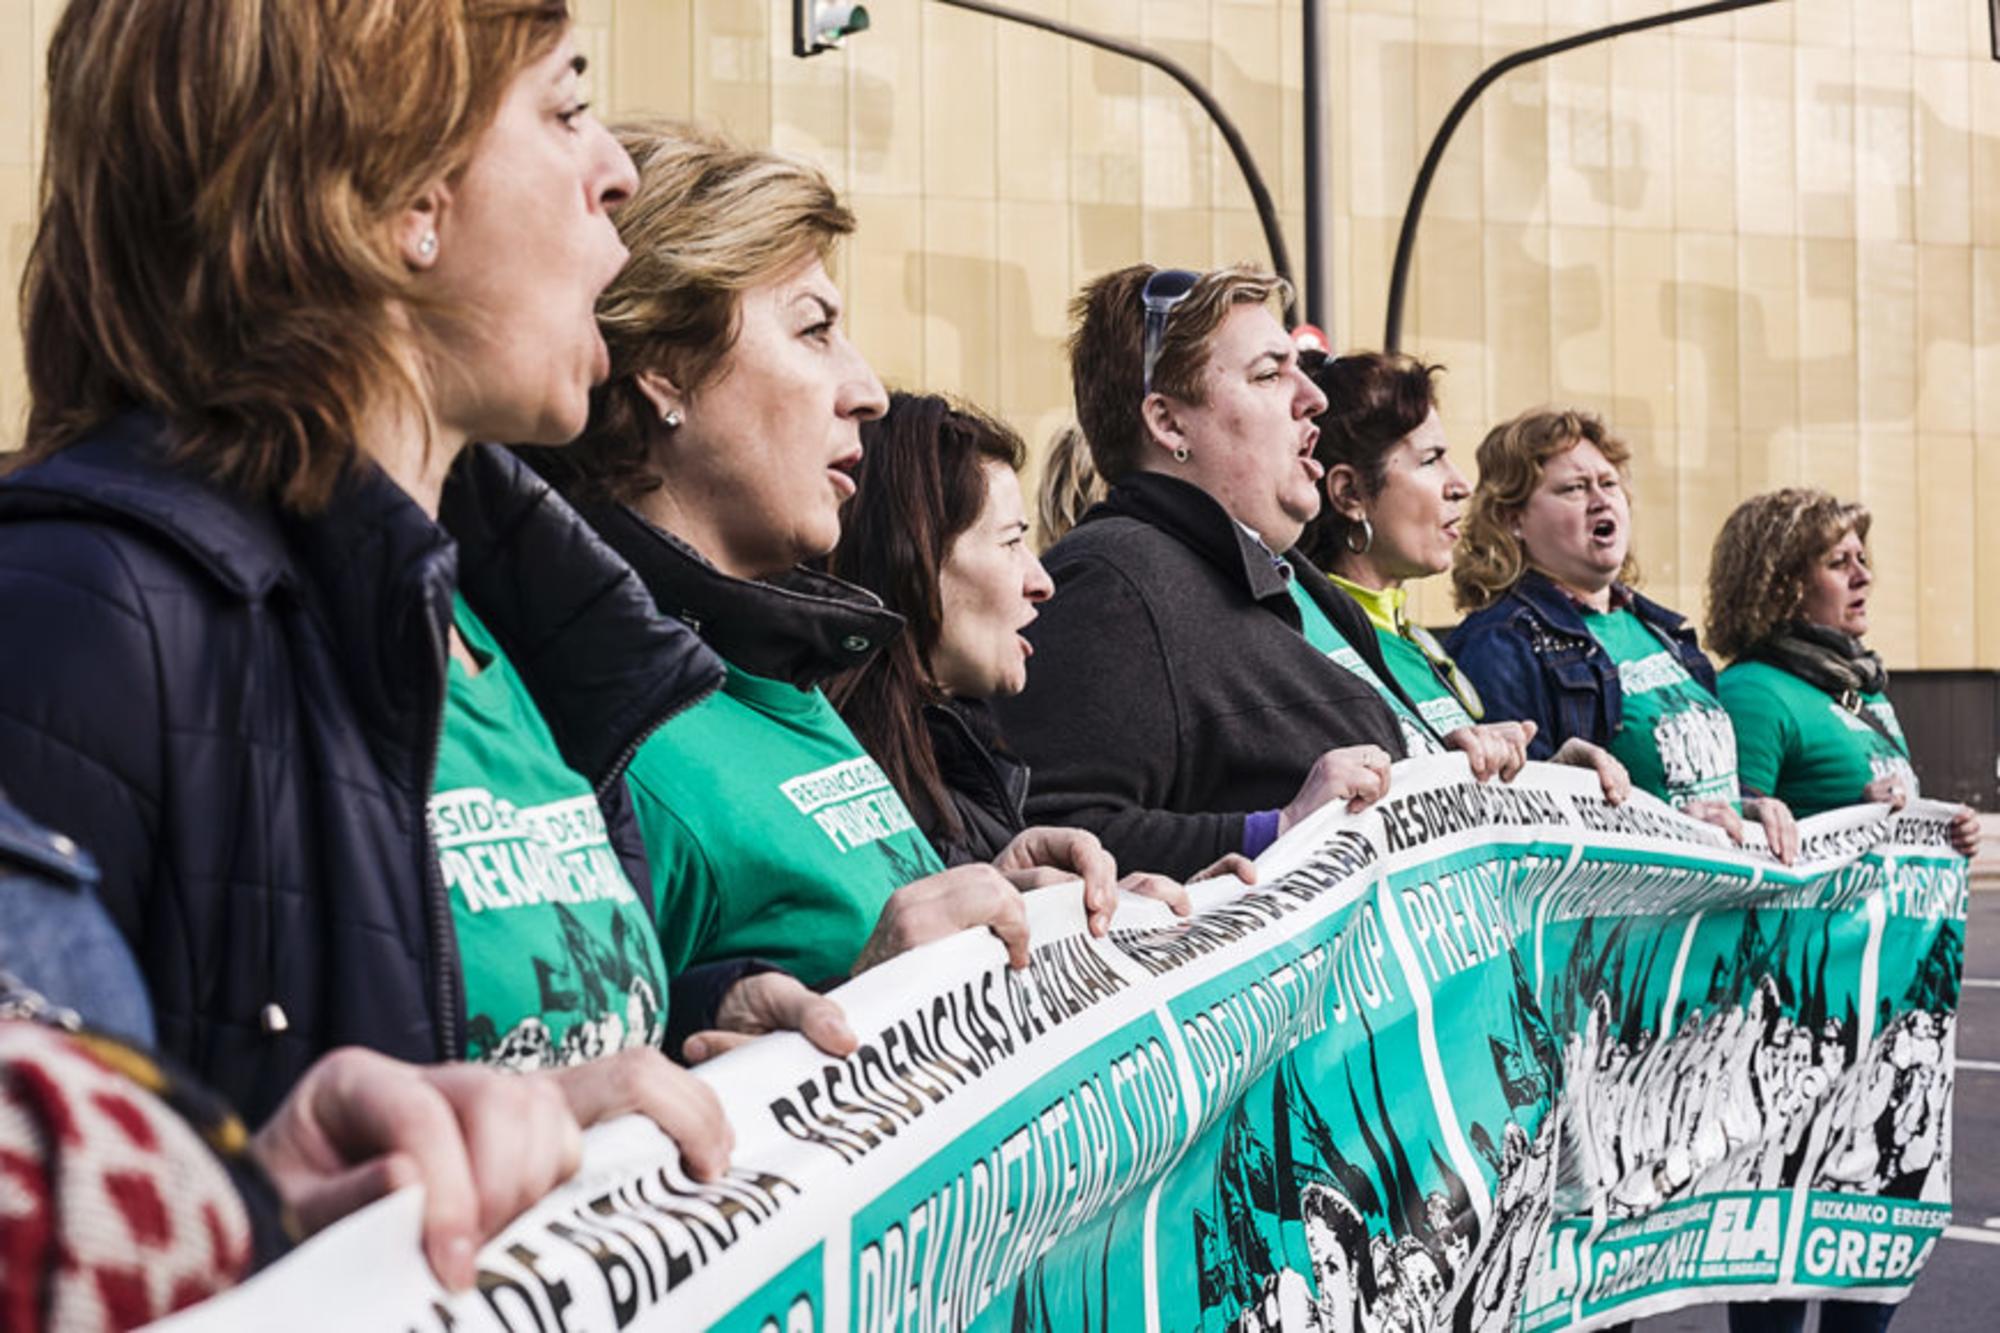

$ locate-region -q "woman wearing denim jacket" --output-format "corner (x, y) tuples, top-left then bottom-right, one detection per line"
(1445, 409), (1797, 860)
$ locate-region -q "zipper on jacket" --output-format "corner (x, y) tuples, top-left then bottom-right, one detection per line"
(591, 668), (724, 799)
(420, 594), (463, 1061)
(942, 705), (1026, 828)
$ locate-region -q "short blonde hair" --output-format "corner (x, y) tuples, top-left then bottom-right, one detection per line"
(553, 120), (855, 503)
(1067, 264), (1293, 484)
(20, 0), (570, 511)
(1452, 407), (1639, 611)
(1706, 489), (1870, 659)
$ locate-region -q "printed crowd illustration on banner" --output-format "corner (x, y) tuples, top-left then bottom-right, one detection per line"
(163, 757), (1967, 1333)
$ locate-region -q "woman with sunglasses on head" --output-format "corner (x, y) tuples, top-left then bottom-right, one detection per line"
(527, 126), (1116, 1041)
(0, 0), (757, 1167)
(992, 265), (1409, 881)
(1446, 409), (1798, 860)
(1298, 353), (1630, 802)
(1709, 490), (1978, 860)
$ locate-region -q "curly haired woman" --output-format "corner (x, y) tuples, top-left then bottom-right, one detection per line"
(1709, 489), (1979, 858)
(1446, 409), (1797, 861)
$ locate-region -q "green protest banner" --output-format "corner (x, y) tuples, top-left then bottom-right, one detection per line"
(159, 758), (1964, 1333)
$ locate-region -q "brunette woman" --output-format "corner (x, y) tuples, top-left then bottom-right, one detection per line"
(0, 0), (779, 1158)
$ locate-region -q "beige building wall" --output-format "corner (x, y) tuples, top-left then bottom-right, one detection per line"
(4, 0), (1998, 668)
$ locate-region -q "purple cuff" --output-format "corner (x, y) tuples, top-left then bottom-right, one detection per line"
(1242, 810), (1282, 859)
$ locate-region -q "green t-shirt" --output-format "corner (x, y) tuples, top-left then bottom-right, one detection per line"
(431, 597), (669, 1070)
(1584, 608), (1739, 808)
(627, 663), (945, 988)
(1284, 579), (1446, 756)
(1718, 660), (1915, 818)
(1374, 627), (1479, 738)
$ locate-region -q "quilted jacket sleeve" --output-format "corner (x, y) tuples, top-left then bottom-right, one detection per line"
(0, 519), (167, 949)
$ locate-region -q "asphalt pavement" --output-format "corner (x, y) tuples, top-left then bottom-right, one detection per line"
(1637, 819), (2000, 1332)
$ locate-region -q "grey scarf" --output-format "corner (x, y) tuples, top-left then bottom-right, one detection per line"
(1747, 620), (1888, 699)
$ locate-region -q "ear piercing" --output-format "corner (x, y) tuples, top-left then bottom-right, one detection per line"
(417, 232), (438, 259)
(661, 408), (683, 429)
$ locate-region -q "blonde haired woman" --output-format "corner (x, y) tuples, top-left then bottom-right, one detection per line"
(1710, 489), (1978, 858)
(531, 124), (1115, 1027)
(1446, 409), (1797, 860)
(1035, 423), (1105, 549)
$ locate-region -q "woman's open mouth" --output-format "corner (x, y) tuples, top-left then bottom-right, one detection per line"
(828, 451), (860, 498)
(1590, 518), (1618, 544)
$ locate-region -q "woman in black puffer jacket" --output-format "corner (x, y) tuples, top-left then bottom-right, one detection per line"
(0, 0), (819, 1137)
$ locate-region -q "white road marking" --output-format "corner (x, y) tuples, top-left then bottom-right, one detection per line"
(1958, 1059), (2000, 1073)
(1945, 1226), (2000, 1247)
(1963, 978), (2000, 989)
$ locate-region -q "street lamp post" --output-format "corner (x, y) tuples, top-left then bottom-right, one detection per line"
(1380, 0), (1782, 352)
(930, 0), (1300, 326)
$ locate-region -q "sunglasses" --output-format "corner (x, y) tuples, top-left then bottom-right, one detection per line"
(1140, 268), (1200, 398)
(1407, 622), (1486, 721)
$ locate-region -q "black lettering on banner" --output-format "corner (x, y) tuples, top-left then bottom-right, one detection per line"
(975, 973), (1014, 1058)
(1570, 793), (1729, 849)
(511, 1242), (573, 1331)
(525, 1164), (807, 1325)
(1004, 933), (1132, 1045)
(854, 1042), (1186, 1333)
(1110, 831), (1379, 977)
(476, 1262), (549, 1333)
(544, 1221), (640, 1328)
(1380, 781), (1574, 854)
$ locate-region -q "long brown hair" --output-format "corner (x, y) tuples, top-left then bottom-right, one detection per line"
(827, 393), (1026, 841)
(19, 0), (569, 510)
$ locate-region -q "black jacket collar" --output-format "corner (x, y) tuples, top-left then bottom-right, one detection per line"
(925, 699), (1029, 813)
(1089, 470), (1297, 605)
(0, 415), (722, 791)
(1079, 468), (1440, 744)
(579, 500), (904, 690)
(920, 699), (1030, 867)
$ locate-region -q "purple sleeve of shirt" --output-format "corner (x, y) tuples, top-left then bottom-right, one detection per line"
(1241, 809), (1282, 859)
